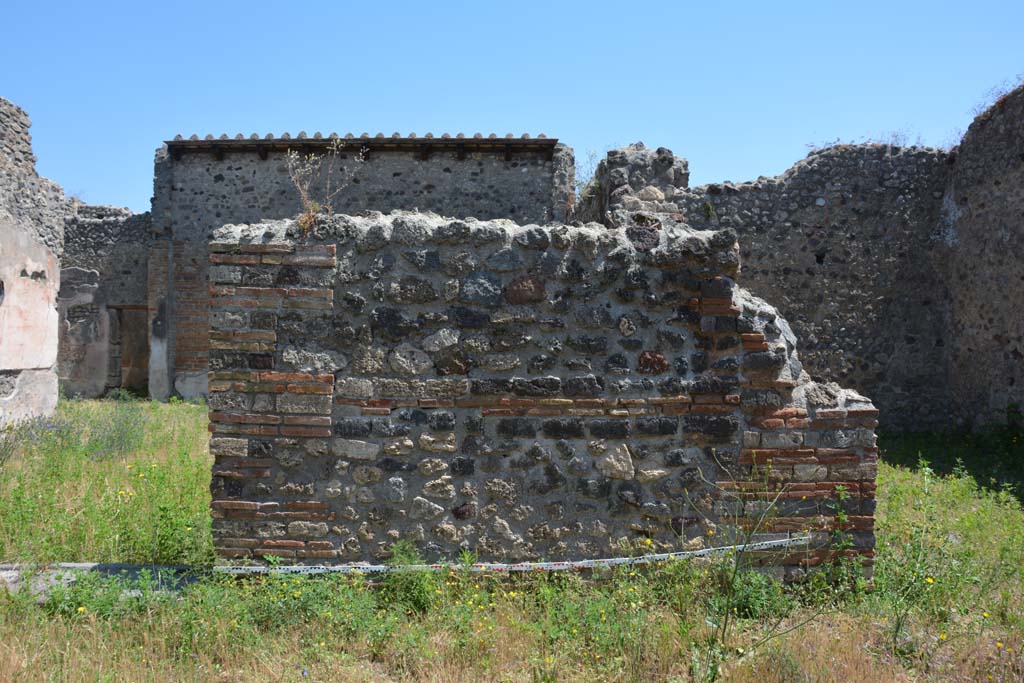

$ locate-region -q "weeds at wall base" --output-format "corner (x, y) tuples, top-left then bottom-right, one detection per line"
(1, 400), (1021, 681)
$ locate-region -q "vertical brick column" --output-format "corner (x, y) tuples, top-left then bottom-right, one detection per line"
(208, 240), (338, 561)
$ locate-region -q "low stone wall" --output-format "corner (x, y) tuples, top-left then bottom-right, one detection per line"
(208, 212), (877, 577)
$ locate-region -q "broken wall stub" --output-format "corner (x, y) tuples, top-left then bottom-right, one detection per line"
(208, 212), (877, 577)
(580, 142), (953, 433)
(0, 97), (66, 424)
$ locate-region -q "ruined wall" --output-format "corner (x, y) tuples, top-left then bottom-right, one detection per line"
(154, 136), (573, 400)
(676, 146), (954, 432)
(59, 205), (154, 397)
(0, 98), (65, 424)
(943, 85), (1024, 425)
(581, 143), (954, 432)
(208, 213), (877, 575)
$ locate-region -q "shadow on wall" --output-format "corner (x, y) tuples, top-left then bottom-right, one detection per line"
(880, 408), (1024, 503)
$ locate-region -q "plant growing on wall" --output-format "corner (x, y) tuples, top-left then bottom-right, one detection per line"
(285, 139), (367, 235)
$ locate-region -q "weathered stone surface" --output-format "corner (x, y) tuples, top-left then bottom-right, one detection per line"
(575, 135), (1024, 432)
(332, 439), (381, 461)
(410, 497), (444, 520)
(422, 476), (456, 500)
(422, 328), (460, 352)
(505, 275), (546, 304)
(419, 432), (457, 453)
(637, 351), (670, 374)
(417, 458), (448, 476)
(486, 247), (523, 272)
(460, 272), (503, 306)
(389, 343), (433, 375)
(594, 443), (635, 480)
(1, 98), (65, 424)
(389, 275), (438, 304)
(383, 437), (415, 456)
(352, 466), (383, 485)
(210, 212), (878, 571)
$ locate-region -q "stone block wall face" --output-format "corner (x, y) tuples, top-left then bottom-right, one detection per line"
(155, 143), (573, 400)
(581, 143), (955, 432)
(0, 97), (65, 424)
(208, 213), (877, 574)
(59, 205), (153, 397)
(943, 86), (1024, 424)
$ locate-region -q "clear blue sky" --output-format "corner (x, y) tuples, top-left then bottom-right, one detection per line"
(2, 0), (1021, 213)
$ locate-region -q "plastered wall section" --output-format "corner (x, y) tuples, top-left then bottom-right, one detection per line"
(0, 221), (60, 422)
(0, 97), (64, 424)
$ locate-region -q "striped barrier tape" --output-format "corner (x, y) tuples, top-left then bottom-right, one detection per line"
(214, 534), (811, 576)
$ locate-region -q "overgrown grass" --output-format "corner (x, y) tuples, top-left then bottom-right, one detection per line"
(0, 397), (213, 566)
(0, 400), (1022, 681)
(882, 416), (1024, 500)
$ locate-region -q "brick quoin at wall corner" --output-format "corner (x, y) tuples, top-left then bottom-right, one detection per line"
(208, 214), (878, 577)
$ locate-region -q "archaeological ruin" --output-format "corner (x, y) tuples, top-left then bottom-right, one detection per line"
(1, 82), (1021, 566)
(150, 134), (574, 400)
(0, 98), (65, 425)
(13, 85), (1016, 434)
(207, 213), (878, 572)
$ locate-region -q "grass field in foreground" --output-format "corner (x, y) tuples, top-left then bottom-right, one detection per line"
(0, 399), (1021, 682)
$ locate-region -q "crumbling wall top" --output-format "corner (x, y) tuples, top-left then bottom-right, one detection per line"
(0, 97), (67, 256)
(207, 210), (878, 570)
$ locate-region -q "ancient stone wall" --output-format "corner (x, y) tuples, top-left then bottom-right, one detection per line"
(59, 205), (154, 397)
(208, 213), (877, 575)
(943, 85), (1024, 425)
(0, 97), (66, 424)
(580, 142), (956, 432)
(154, 136), (573, 400)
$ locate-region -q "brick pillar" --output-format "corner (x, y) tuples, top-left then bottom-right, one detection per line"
(207, 240), (338, 561)
(172, 242), (209, 398)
